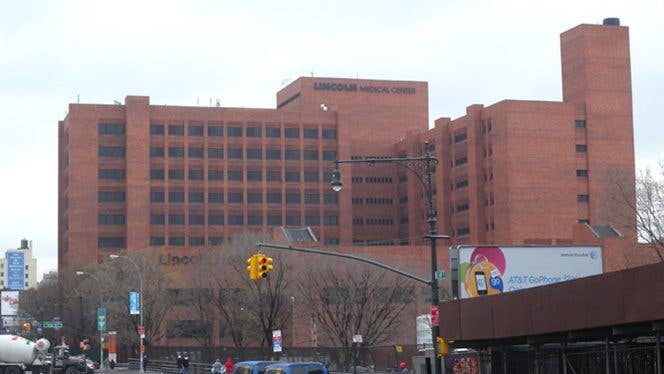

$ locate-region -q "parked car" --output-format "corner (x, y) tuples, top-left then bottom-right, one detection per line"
(264, 362), (328, 374)
(232, 361), (279, 374)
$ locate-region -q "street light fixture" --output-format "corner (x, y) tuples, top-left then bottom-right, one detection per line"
(109, 254), (144, 374)
(331, 142), (448, 374)
(75, 271), (105, 370)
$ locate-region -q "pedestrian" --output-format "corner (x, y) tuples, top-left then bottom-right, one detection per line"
(109, 359), (116, 370)
(212, 358), (224, 374)
(224, 357), (233, 374)
(143, 354), (149, 372)
(399, 362), (408, 374)
(177, 354), (184, 374)
(183, 356), (190, 374)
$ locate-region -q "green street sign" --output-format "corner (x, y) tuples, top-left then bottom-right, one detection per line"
(44, 321), (63, 329)
(98, 307), (107, 331)
(435, 270), (446, 280)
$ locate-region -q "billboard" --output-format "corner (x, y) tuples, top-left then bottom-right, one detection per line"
(453, 246), (603, 299)
(1, 291), (20, 316)
(6, 252), (25, 290)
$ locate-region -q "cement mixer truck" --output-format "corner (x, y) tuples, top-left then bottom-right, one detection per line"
(0, 335), (51, 374)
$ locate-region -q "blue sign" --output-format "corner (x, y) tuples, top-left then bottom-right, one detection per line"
(6, 252), (25, 290)
(129, 291), (140, 315)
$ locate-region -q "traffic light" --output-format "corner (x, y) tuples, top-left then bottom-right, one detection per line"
(247, 255), (258, 280)
(256, 254), (273, 279)
(436, 337), (449, 357)
(22, 322), (31, 331)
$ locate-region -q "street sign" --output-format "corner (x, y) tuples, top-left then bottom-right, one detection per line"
(431, 305), (439, 327)
(435, 270), (446, 280)
(129, 292), (140, 315)
(98, 308), (107, 331)
(43, 321), (63, 329)
(353, 334), (363, 343)
(272, 330), (282, 352)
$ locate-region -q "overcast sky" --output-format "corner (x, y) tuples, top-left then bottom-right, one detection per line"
(1, 0), (662, 278)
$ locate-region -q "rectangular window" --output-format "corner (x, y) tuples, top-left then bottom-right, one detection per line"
(188, 147), (204, 158)
(286, 192), (300, 204)
(266, 192), (282, 203)
(150, 191), (164, 202)
(150, 169), (164, 180)
(246, 127), (262, 137)
(208, 125), (223, 137)
(303, 128), (318, 139)
(208, 169), (223, 181)
(208, 148), (223, 159)
(150, 124), (164, 135)
(456, 203), (469, 212)
(285, 127), (299, 138)
(248, 215), (263, 226)
(576, 169), (588, 177)
(228, 214), (243, 225)
(304, 193), (320, 204)
(322, 129), (337, 139)
(285, 149), (300, 160)
(209, 237), (224, 245)
(322, 150), (337, 161)
(305, 215), (320, 225)
(266, 149), (281, 160)
(267, 215), (282, 225)
(99, 169), (125, 180)
(189, 169), (204, 180)
(189, 191), (204, 203)
(98, 214), (125, 225)
(150, 147), (164, 157)
(189, 237), (205, 246)
(98, 237), (125, 248)
(455, 180), (469, 189)
(228, 170), (243, 181)
(189, 214), (204, 225)
(578, 219), (590, 224)
(150, 214), (165, 224)
(324, 237), (339, 245)
(576, 144), (587, 153)
(209, 192), (224, 203)
(453, 133), (468, 143)
(169, 124), (184, 136)
(303, 150), (318, 160)
(169, 169), (184, 180)
(168, 147), (184, 158)
(324, 215), (339, 226)
(169, 191), (185, 202)
(266, 170), (281, 181)
(286, 215), (301, 226)
(227, 148), (242, 159)
(247, 170), (262, 181)
(575, 120), (587, 128)
(188, 125), (204, 136)
(304, 171), (318, 182)
(150, 236), (165, 246)
(169, 236), (185, 246)
(228, 192), (243, 203)
(456, 227), (470, 236)
(324, 193), (338, 204)
(209, 214), (224, 225)
(577, 194), (589, 202)
(266, 127), (280, 138)
(248, 192), (262, 203)
(227, 126), (242, 137)
(285, 171), (300, 182)
(99, 146), (125, 157)
(455, 156), (468, 166)
(99, 123), (125, 135)
(169, 214), (185, 224)
(99, 191), (125, 202)
(247, 148), (262, 159)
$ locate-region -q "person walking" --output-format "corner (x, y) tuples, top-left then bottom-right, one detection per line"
(224, 357), (233, 374)
(176, 355), (184, 374)
(212, 358), (224, 374)
(399, 362), (408, 374)
(143, 355), (149, 372)
(183, 356), (190, 374)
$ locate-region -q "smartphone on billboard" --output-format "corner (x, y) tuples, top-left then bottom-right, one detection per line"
(475, 271), (488, 295)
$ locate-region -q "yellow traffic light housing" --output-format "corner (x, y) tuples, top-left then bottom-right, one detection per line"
(256, 254), (273, 279)
(22, 322), (31, 331)
(436, 337), (449, 357)
(247, 255), (258, 280)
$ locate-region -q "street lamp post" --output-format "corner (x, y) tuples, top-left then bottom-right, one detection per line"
(75, 271), (105, 370)
(331, 142), (447, 374)
(109, 254), (144, 374)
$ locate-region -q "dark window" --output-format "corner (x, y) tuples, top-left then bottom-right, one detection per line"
(323, 172), (334, 182)
(577, 194), (589, 202)
(247, 170), (262, 181)
(227, 126), (242, 137)
(150, 214), (165, 224)
(247, 148), (262, 159)
(305, 215), (320, 225)
(266, 127), (280, 138)
(208, 125), (223, 137)
(228, 214), (243, 225)
(209, 192), (224, 203)
(169, 214), (185, 224)
(150, 147), (164, 157)
(99, 191), (125, 202)
(209, 214), (224, 225)
(248, 192), (262, 203)
(246, 127), (262, 137)
(576, 144), (587, 153)
(456, 227), (470, 236)
(99, 169), (125, 180)
(189, 191), (204, 203)
(304, 193), (320, 204)
(209, 237), (224, 245)
(266, 170), (281, 181)
(286, 215), (301, 226)
(188, 125), (204, 136)
(455, 156), (468, 166)
(98, 214), (125, 225)
(169, 124), (184, 136)
(150, 191), (164, 202)
(322, 150), (337, 161)
(99, 123), (125, 135)
(322, 129), (337, 139)
(169, 169), (184, 180)
(286, 192), (300, 204)
(266, 149), (281, 160)
(304, 171), (318, 182)
(285, 127), (299, 138)
(228, 170), (243, 181)
(169, 191), (185, 202)
(227, 148), (242, 159)
(150, 124), (164, 135)
(456, 203), (469, 212)
(208, 169), (223, 181)
(189, 214), (204, 225)
(150, 236), (165, 246)
(189, 237), (204, 246)
(98, 237), (124, 248)
(579, 219), (590, 224)
(303, 128), (318, 139)
(208, 148), (224, 159)
(99, 146), (125, 157)
(454, 133), (468, 143)
(248, 215), (262, 226)
(189, 169), (204, 180)
(150, 169), (164, 180)
(324, 193), (338, 204)
(286, 171), (300, 182)
(575, 120), (587, 128)
(285, 149), (300, 160)
(324, 215), (339, 226)
(228, 192), (243, 203)
(577, 169), (588, 177)
(168, 147), (184, 158)
(303, 150), (318, 160)
(266, 192), (281, 203)
(267, 215), (282, 225)
(455, 180), (469, 189)
(169, 237), (185, 246)
(324, 237), (339, 245)
(188, 147), (204, 158)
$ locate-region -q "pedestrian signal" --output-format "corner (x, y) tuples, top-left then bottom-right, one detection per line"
(436, 337), (449, 357)
(256, 254), (273, 279)
(247, 255), (258, 280)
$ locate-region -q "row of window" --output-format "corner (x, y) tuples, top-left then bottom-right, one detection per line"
(145, 146), (337, 161)
(144, 213), (340, 226)
(354, 218), (395, 225)
(351, 197), (394, 205)
(149, 169), (333, 183)
(148, 190), (338, 205)
(148, 124), (337, 139)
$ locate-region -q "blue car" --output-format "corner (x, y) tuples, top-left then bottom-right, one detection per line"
(264, 362), (328, 374)
(232, 361), (279, 374)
